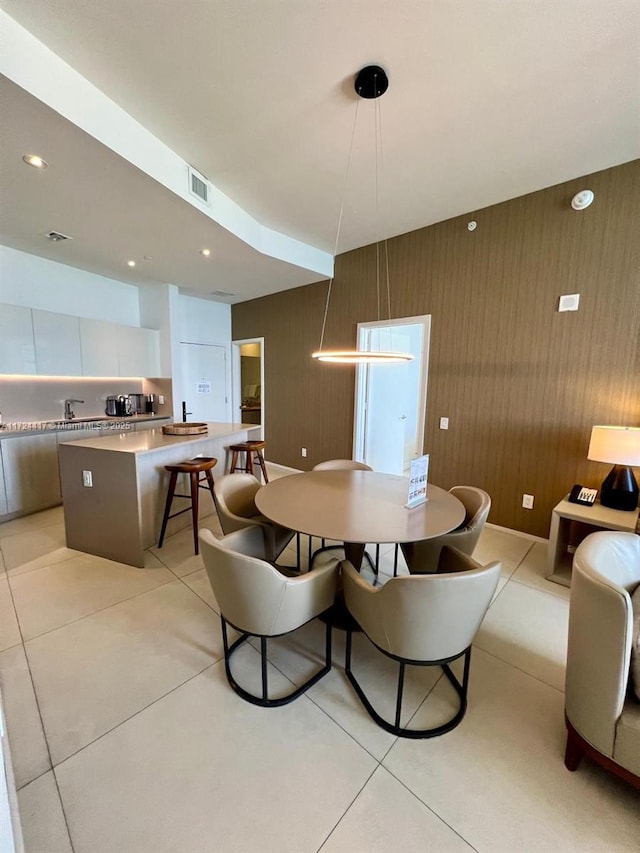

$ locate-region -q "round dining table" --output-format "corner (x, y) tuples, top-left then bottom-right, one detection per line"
(254, 470), (466, 569)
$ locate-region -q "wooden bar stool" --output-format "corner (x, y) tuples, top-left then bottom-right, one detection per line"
(158, 456), (217, 555)
(228, 440), (269, 482)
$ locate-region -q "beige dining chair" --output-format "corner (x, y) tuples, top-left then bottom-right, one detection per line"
(309, 459), (378, 573)
(312, 459), (373, 472)
(400, 486), (491, 574)
(213, 472), (296, 563)
(199, 526), (339, 706)
(342, 545), (501, 737)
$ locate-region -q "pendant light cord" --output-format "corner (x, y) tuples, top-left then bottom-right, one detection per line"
(317, 98), (361, 354)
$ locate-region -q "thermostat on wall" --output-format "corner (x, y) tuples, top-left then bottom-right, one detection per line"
(558, 293), (580, 312)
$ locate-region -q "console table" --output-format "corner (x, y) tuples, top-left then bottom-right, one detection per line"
(547, 497), (639, 587)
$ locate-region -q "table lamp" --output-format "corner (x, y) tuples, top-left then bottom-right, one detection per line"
(587, 425), (640, 511)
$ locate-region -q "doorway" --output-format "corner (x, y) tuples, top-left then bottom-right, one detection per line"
(352, 316), (430, 475)
(231, 338), (265, 439)
(179, 342), (228, 422)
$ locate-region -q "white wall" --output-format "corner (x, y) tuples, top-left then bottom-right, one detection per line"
(178, 295), (231, 345)
(139, 283), (181, 379)
(175, 295), (233, 422)
(0, 246), (141, 325)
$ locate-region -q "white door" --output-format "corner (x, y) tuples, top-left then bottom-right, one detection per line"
(353, 317), (430, 475)
(180, 343), (228, 421)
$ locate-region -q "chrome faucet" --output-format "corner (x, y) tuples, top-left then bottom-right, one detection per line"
(64, 399), (84, 420)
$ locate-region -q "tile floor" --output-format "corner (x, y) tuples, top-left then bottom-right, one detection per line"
(0, 474), (638, 853)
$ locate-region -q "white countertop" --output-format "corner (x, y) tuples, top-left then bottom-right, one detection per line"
(58, 422), (259, 454)
(0, 414), (169, 439)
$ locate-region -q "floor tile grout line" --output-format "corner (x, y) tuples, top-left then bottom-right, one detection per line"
(470, 643), (565, 696)
(3, 581), (77, 852)
(302, 674), (394, 765)
(4, 548), (84, 581)
(314, 764), (381, 852)
(0, 518), (65, 544)
(11, 572), (180, 646)
(507, 574), (571, 602)
(379, 764), (480, 852)
(49, 657), (223, 771)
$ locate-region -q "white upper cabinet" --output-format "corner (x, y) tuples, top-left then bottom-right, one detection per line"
(80, 318), (120, 376)
(0, 305), (36, 374)
(33, 309), (82, 376)
(117, 326), (160, 377)
(0, 303), (162, 377)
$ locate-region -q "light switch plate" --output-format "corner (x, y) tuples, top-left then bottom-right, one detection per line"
(439, 417), (449, 430)
(558, 293), (580, 312)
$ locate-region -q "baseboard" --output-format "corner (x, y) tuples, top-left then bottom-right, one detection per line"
(485, 521), (548, 545)
(264, 461), (303, 475)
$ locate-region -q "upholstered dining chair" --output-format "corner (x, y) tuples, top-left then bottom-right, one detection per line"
(213, 472), (295, 563)
(312, 459), (373, 472)
(199, 526), (339, 706)
(309, 459), (380, 573)
(342, 545), (501, 737)
(564, 531), (640, 788)
(400, 486), (491, 574)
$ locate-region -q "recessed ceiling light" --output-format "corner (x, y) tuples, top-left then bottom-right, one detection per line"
(23, 154), (48, 169)
(200, 248), (211, 257)
(127, 260), (136, 267)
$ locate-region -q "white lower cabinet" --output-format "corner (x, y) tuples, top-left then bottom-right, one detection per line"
(0, 447), (7, 516)
(1, 434), (61, 515)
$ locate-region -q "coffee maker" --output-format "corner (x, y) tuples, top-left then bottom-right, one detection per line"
(127, 393), (147, 415)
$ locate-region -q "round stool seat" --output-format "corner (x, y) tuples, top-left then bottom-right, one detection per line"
(229, 442), (268, 482)
(165, 456), (217, 474)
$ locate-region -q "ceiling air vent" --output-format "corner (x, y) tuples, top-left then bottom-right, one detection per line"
(188, 165), (211, 206)
(43, 230), (73, 242)
(210, 290), (235, 298)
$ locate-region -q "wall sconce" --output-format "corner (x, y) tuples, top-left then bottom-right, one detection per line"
(587, 425), (640, 511)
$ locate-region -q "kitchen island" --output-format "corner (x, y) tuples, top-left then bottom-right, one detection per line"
(58, 422), (260, 567)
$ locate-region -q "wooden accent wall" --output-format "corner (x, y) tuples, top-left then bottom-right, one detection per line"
(233, 161), (640, 537)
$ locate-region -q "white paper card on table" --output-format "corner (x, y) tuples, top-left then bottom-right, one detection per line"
(407, 454), (429, 508)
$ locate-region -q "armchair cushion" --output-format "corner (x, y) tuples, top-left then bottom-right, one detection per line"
(631, 583), (640, 701)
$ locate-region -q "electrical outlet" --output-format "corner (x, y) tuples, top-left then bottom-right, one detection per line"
(301, 447), (307, 458)
(82, 470), (93, 488)
(439, 417), (449, 430)
(158, 395), (165, 405)
(522, 493), (534, 509)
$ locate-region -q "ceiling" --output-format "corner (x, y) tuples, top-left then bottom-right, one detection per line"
(1, 0), (639, 302)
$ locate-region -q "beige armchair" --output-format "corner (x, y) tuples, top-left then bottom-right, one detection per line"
(342, 545), (501, 737)
(199, 527), (339, 706)
(401, 486), (491, 574)
(565, 531), (640, 788)
(213, 473), (295, 563)
(312, 460), (373, 472)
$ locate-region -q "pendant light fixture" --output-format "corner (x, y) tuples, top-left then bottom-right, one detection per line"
(312, 65), (413, 365)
